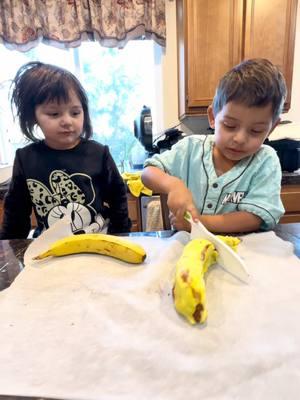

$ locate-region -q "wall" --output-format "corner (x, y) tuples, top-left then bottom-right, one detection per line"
(285, 0), (300, 123)
(162, 0), (300, 130)
(160, 0), (180, 130)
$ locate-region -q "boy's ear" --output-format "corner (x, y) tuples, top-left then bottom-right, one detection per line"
(267, 118), (281, 137)
(207, 105), (215, 129)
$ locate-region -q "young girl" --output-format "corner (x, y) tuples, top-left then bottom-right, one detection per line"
(0, 61), (131, 239)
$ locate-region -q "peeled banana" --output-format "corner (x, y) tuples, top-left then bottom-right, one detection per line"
(33, 233), (146, 264)
(173, 235), (240, 324)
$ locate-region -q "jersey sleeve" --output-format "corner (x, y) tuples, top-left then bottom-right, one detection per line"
(237, 149), (284, 230)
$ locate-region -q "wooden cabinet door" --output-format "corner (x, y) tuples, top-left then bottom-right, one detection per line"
(177, 0), (298, 118)
(244, 0), (298, 112)
(177, 0), (243, 117)
(127, 193), (142, 232)
(280, 184), (300, 223)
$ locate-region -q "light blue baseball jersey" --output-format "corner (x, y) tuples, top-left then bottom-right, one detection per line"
(144, 134), (284, 230)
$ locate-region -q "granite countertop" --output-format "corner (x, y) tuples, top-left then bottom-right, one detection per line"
(281, 171), (300, 185)
(0, 181), (10, 199)
(0, 239), (32, 291)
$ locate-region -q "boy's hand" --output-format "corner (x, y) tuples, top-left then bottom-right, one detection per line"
(169, 212), (191, 231)
(167, 184), (199, 225)
(141, 167), (199, 227)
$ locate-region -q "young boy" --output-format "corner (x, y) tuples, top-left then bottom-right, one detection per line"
(141, 59), (287, 233)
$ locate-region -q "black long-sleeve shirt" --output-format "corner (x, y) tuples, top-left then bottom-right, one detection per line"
(0, 139), (131, 239)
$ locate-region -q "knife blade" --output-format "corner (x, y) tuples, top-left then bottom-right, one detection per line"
(184, 212), (250, 283)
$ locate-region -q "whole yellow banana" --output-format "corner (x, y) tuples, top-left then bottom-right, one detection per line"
(33, 233), (146, 264)
(173, 235), (240, 324)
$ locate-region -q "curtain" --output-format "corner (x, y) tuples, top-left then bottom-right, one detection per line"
(0, 0), (166, 51)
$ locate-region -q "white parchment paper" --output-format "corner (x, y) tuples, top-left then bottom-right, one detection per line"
(0, 225), (300, 400)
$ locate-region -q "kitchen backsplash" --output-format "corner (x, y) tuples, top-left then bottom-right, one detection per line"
(180, 115), (211, 135)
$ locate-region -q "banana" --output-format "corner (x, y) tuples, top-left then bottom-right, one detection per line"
(33, 233), (146, 264)
(173, 235), (240, 325)
(173, 239), (217, 325)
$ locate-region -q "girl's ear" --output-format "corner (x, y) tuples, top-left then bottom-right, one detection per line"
(207, 105), (215, 129)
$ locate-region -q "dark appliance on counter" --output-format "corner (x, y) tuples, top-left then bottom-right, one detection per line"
(265, 138), (300, 172)
(134, 105), (154, 154)
(134, 106), (184, 155)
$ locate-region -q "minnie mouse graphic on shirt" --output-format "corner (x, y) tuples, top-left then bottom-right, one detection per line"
(27, 170), (107, 234)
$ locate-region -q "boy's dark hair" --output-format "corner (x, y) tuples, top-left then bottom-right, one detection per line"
(212, 58), (287, 122)
(10, 61), (93, 141)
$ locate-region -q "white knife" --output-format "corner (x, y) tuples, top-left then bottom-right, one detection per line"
(184, 211), (250, 283)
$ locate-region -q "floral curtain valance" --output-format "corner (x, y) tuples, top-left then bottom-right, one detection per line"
(0, 0), (166, 52)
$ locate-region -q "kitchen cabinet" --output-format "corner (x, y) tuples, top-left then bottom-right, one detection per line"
(177, 0), (298, 118)
(127, 193), (142, 232)
(280, 184), (300, 223)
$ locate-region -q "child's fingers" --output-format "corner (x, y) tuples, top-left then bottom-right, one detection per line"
(175, 205), (187, 221)
(169, 214), (191, 232)
(186, 204), (199, 221)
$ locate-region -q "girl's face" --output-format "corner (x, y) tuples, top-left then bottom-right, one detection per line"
(35, 90), (84, 150)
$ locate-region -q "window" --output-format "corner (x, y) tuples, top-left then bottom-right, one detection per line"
(0, 41), (159, 171)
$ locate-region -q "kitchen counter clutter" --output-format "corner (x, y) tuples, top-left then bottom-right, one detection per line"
(0, 224), (299, 399)
(122, 171), (151, 232)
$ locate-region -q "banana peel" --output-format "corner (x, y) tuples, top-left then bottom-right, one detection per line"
(33, 233), (146, 264)
(173, 235), (240, 324)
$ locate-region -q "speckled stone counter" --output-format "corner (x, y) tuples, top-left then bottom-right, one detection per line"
(0, 239), (32, 291)
(0, 182), (9, 200)
(282, 171), (300, 185)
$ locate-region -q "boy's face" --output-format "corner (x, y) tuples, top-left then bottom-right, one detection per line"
(35, 89), (84, 150)
(208, 101), (278, 163)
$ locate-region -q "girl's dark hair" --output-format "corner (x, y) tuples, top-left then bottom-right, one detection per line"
(10, 61), (93, 141)
(213, 58), (287, 122)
